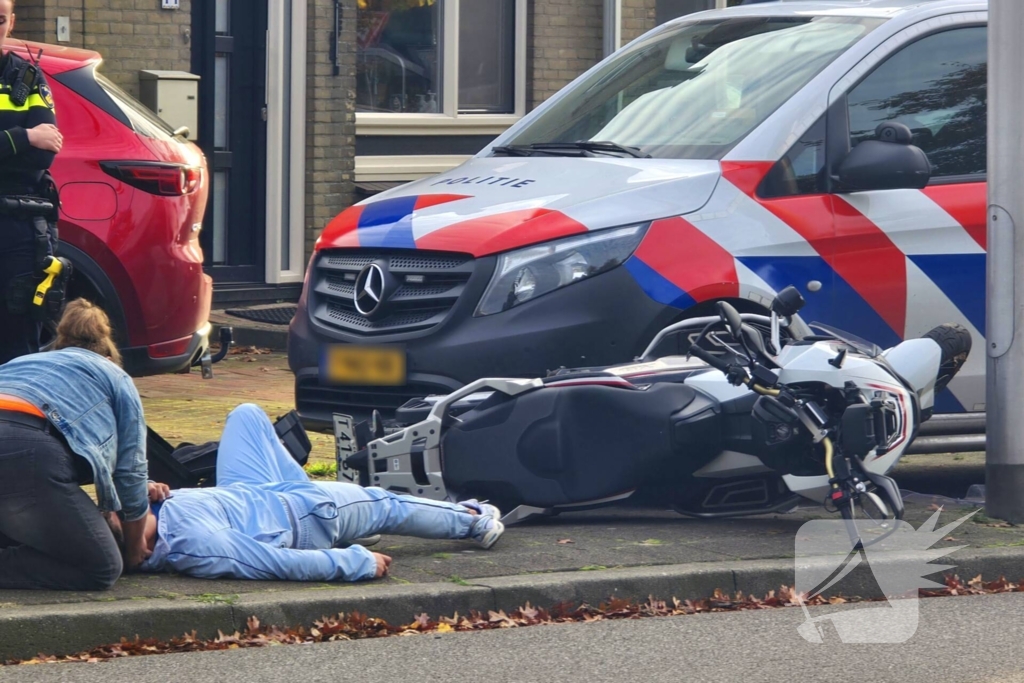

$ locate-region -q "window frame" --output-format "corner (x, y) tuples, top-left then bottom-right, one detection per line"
(757, 114), (828, 199)
(826, 14), (988, 189)
(355, 0), (528, 136)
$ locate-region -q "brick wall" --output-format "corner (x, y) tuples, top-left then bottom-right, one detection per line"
(528, 0), (603, 109)
(82, 0), (192, 99)
(304, 0), (357, 259)
(620, 0), (657, 45)
(13, 0), (191, 98)
(10, 0), (48, 43)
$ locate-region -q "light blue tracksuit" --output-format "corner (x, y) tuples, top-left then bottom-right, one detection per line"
(141, 404), (476, 582)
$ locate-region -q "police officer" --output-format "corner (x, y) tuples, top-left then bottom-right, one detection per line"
(0, 0), (63, 365)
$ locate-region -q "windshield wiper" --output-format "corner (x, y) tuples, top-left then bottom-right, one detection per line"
(491, 145), (537, 156)
(531, 141), (652, 158)
(492, 141), (651, 159)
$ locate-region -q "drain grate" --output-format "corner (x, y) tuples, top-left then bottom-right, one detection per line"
(225, 305), (298, 326)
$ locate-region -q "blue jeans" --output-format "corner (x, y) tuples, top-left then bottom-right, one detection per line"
(216, 404), (474, 549)
(0, 419), (122, 590)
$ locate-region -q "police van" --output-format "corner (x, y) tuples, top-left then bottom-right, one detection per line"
(289, 0), (988, 447)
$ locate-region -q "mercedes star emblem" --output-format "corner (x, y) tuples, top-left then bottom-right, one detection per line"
(354, 263), (387, 316)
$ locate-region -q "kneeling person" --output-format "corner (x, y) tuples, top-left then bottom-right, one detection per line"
(136, 404), (503, 581)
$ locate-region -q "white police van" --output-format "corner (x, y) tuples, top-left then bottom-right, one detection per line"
(289, 0), (987, 451)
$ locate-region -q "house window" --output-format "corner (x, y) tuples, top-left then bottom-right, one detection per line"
(458, 0), (516, 114)
(356, 0), (525, 121)
(356, 0), (443, 113)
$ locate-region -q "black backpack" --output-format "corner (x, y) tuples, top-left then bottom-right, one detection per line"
(146, 410), (312, 489)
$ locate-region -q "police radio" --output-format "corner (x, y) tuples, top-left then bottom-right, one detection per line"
(10, 49), (43, 107)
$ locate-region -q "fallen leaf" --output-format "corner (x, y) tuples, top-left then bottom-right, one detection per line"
(488, 610), (513, 624)
(517, 603), (539, 621)
(557, 539), (574, 545)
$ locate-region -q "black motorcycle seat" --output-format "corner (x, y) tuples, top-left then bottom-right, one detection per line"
(441, 382), (699, 508)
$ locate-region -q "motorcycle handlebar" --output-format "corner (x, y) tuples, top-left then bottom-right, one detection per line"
(686, 343), (732, 373)
(688, 341), (782, 398)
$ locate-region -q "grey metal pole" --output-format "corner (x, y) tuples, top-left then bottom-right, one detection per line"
(603, 0), (621, 57)
(986, 0), (1024, 522)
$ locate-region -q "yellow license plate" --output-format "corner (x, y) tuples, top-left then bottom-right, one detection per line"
(321, 345), (406, 385)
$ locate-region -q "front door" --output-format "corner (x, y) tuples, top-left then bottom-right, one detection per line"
(193, 0), (269, 284)
(830, 22), (988, 413)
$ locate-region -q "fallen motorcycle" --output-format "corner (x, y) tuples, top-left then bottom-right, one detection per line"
(333, 286), (971, 538)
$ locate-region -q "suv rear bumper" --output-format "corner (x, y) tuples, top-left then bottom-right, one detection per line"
(289, 264), (680, 430)
(122, 322), (211, 377)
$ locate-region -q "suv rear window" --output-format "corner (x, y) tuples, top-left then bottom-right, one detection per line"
(53, 64), (177, 140)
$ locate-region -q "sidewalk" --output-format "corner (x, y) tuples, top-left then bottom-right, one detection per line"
(1, 350), (1015, 661)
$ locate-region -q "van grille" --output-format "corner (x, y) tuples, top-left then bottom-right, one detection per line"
(311, 249), (475, 335)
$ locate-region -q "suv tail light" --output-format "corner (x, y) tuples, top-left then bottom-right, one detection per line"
(100, 161), (203, 196)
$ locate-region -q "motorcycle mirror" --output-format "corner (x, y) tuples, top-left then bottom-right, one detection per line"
(716, 301), (745, 346)
(771, 286), (805, 318)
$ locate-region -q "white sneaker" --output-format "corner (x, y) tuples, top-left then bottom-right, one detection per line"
(469, 516), (504, 550)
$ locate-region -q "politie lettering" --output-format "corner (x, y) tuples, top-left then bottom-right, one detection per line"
(431, 176), (536, 189)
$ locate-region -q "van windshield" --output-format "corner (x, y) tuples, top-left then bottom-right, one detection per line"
(500, 16), (882, 160)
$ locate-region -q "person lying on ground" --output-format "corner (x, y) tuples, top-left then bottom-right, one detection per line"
(0, 299), (152, 590)
(111, 403), (504, 582)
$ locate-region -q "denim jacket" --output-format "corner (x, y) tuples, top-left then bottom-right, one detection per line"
(0, 348), (149, 521)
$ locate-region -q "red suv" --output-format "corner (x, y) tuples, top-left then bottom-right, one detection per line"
(9, 40), (212, 376)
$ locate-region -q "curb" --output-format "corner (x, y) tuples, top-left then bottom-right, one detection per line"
(3, 547), (1023, 661)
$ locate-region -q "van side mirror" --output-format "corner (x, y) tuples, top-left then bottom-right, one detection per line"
(835, 122), (931, 192)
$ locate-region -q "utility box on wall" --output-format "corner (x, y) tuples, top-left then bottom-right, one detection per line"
(138, 70), (201, 140)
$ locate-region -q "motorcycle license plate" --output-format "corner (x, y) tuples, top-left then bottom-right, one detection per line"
(333, 414), (358, 484)
(320, 345), (406, 385)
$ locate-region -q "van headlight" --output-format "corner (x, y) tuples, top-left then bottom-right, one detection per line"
(475, 223), (649, 316)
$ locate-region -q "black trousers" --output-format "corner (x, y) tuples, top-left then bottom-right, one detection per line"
(0, 215), (41, 365)
(0, 417), (123, 591)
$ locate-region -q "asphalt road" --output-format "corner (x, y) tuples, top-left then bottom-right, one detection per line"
(7, 591), (1024, 683)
